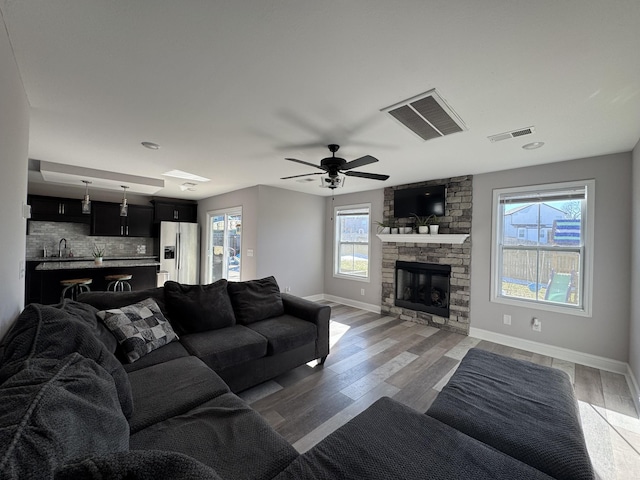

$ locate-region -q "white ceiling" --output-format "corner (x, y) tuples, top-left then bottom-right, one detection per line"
(2, 1), (640, 199)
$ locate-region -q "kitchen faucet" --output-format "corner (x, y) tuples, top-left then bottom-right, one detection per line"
(58, 238), (67, 258)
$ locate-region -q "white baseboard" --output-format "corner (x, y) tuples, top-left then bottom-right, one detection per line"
(469, 327), (628, 375)
(321, 294), (381, 314)
(627, 364), (640, 416)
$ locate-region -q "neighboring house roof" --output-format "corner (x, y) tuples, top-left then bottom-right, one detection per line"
(504, 203), (566, 216)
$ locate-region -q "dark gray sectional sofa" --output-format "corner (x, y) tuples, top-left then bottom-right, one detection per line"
(0, 275), (594, 479)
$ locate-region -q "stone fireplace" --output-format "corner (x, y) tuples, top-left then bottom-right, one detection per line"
(381, 176), (472, 335)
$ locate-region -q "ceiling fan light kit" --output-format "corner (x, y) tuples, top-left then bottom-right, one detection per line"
(282, 144), (390, 189)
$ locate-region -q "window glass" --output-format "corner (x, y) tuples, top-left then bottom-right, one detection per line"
(492, 181), (593, 314)
(335, 205), (370, 280)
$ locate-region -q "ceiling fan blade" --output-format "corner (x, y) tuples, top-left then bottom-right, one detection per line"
(342, 155), (378, 171)
(280, 172), (324, 180)
(284, 157), (326, 170)
(344, 171), (390, 181)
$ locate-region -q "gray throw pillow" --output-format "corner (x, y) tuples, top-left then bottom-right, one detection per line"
(227, 276), (285, 325)
(164, 280), (236, 333)
(97, 298), (179, 364)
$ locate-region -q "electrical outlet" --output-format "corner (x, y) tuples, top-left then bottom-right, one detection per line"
(532, 317), (542, 332)
(503, 314), (511, 325)
(361, 288), (365, 296)
(119, 244), (124, 250)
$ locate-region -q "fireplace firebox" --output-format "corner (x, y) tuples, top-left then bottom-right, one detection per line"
(395, 261), (451, 317)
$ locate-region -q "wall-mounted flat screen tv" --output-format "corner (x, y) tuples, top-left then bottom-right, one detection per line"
(394, 185), (446, 218)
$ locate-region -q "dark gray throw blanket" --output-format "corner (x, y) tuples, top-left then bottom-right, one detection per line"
(0, 301), (133, 418)
(427, 348), (594, 480)
(55, 450), (223, 480)
(0, 303), (132, 479)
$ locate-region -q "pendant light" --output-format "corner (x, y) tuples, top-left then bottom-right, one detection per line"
(120, 185), (129, 217)
(81, 180), (92, 214)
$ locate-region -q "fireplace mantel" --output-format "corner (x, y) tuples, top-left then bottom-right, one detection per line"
(376, 234), (469, 244)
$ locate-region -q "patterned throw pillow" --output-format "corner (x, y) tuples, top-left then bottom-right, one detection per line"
(97, 298), (179, 363)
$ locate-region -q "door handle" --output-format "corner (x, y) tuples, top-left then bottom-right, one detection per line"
(126, 225), (129, 236)
(121, 225), (124, 236)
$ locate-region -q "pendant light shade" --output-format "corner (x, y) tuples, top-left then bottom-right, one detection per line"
(120, 185), (129, 217)
(81, 180), (92, 214)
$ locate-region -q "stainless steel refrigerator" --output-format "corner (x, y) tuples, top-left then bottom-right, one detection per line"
(159, 222), (199, 284)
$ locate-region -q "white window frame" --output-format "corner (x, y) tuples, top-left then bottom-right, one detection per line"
(490, 180), (595, 317)
(333, 203), (371, 283)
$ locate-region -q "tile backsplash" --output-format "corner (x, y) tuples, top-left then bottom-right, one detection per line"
(26, 221), (155, 258)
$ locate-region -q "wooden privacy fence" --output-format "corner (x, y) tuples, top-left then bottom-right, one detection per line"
(502, 250), (579, 283)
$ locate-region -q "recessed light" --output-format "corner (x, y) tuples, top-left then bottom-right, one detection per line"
(141, 141), (161, 150)
(522, 142), (545, 150)
(163, 169), (211, 182)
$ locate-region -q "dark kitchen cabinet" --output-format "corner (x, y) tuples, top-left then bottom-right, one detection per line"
(91, 202), (154, 237)
(28, 195), (89, 223)
(152, 199), (197, 223)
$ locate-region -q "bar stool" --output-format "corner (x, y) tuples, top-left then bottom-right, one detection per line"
(106, 274), (133, 292)
(60, 278), (92, 301)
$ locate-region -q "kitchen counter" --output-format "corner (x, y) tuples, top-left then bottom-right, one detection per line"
(35, 259), (160, 271)
(28, 255), (157, 262)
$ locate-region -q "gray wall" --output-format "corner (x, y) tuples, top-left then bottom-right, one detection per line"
(323, 188), (384, 308)
(256, 185), (325, 297)
(471, 153), (632, 362)
(198, 185), (325, 297)
(631, 140), (640, 389)
(0, 24), (29, 340)
(198, 186), (259, 282)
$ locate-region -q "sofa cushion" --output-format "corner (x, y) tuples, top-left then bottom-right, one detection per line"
(274, 397), (555, 480)
(247, 315), (317, 355)
(426, 348), (594, 480)
(0, 354), (129, 479)
(122, 340), (190, 373)
(127, 356), (230, 433)
(165, 280), (236, 333)
(0, 303), (133, 420)
(97, 298), (179, 364)
(180, 325), (268, 371)
(227, 276), (284, 325)
(57, 450), (223, 480)
(130, 392), (299, 480)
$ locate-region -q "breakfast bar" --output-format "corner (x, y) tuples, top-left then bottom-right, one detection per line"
(26, 258), (160, 304)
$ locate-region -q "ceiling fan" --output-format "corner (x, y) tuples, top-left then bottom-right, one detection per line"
(281, 144), (390, 189)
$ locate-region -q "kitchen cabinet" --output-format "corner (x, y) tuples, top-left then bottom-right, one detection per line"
(91, 202), (154, 237)
(28, 195), (89, 223)
(152, 199), (197, 223)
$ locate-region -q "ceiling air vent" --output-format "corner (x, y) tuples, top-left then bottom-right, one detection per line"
(488, 126), (536, 143)
(381, 89), (467, 141)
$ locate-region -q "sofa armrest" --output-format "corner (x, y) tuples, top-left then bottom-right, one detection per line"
(281, 293), (330, 361)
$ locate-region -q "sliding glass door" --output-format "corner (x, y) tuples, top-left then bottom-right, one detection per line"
(206, 207), (242, 283)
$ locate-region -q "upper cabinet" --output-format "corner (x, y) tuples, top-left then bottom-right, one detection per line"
(90, 202), (154, 237)
(28, 195), (89, 223)
(152, 199), (197, 223)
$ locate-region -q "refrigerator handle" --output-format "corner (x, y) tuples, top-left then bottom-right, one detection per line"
(176, 232), (181, 271)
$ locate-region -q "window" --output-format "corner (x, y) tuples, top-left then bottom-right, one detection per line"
(491, 180), (594, 315)
(334, 204), (370, 281)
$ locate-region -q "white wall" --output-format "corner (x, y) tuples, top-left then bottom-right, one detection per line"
(256, 185), (325, 297)
(323, 188), (384, 308)
(198, 186), (259, 282)
(630, 139), (640, 389)
(0, 21), (29, 339)
(472, 153), (632, 362)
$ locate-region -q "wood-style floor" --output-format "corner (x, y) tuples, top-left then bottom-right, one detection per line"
(239, 302), (640, 479)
